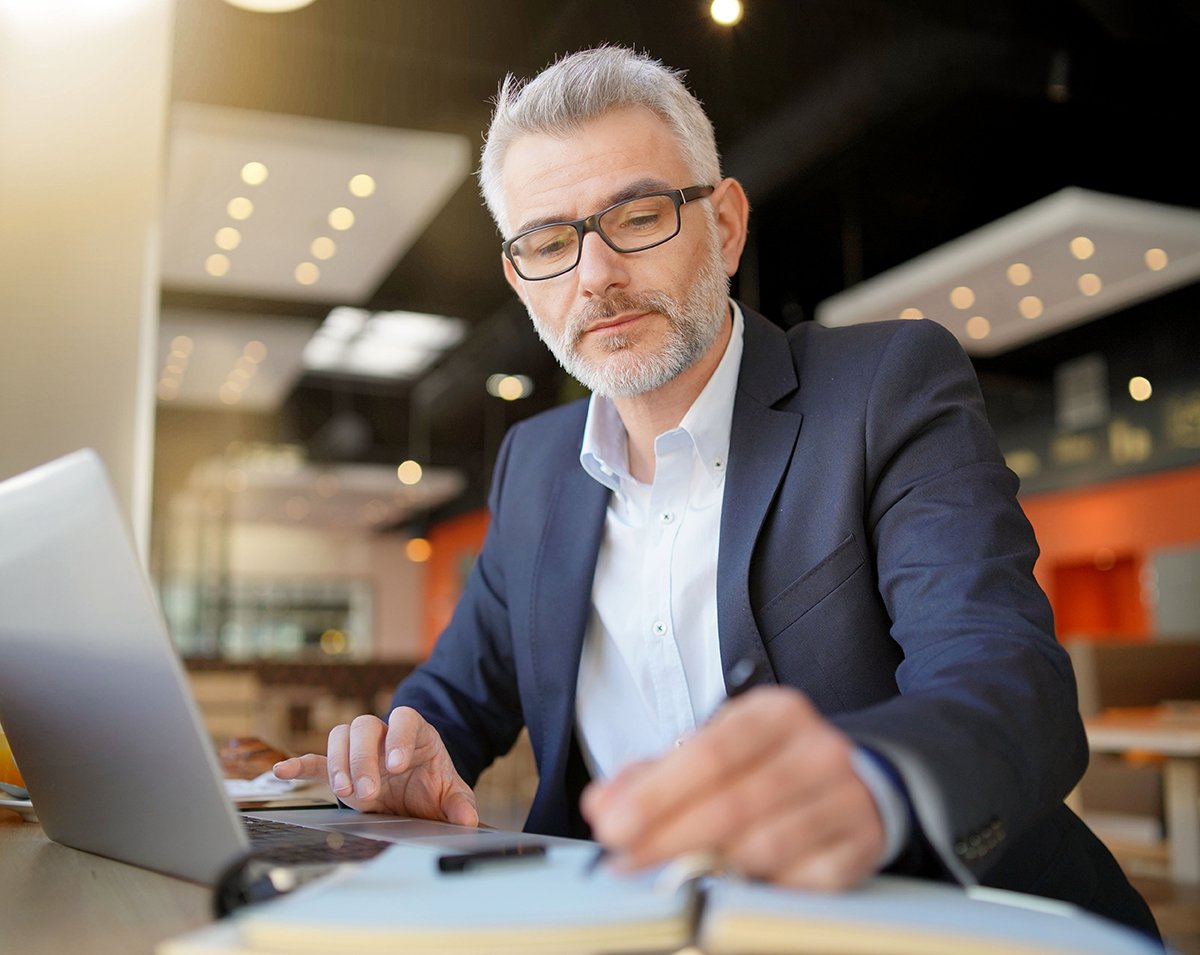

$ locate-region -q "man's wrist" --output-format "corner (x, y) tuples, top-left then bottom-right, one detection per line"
(851, 745), (913, 869)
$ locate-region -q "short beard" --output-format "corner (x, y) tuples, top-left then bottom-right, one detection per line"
(525, 229), (730, 399)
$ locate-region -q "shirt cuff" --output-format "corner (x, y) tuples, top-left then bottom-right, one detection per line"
(851, 745), (912, 869)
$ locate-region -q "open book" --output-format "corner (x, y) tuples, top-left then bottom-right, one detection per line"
(158, 841), (1162, 955)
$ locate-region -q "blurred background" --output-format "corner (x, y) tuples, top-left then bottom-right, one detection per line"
(1, 1), (1199, 937)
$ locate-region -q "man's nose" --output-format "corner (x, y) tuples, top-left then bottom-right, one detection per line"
(575, 232), (630, 297)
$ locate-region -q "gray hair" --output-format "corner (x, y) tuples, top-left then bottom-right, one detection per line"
(478, 45), (722, 235)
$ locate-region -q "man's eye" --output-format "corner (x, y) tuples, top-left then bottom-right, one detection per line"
(534, 235), (572, 259)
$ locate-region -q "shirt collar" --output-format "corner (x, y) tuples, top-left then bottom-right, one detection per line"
(580, 300), (745, 493)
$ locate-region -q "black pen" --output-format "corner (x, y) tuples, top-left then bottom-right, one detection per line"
(586, 656), (767, 875)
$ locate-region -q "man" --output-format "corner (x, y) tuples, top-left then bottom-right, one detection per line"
(277, 45), (1158, 939)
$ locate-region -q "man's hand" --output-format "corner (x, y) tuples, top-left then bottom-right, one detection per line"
(580, 687), (885, 891)
(273, 706), (478, 827)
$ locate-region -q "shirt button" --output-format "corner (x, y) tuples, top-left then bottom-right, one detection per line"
(659, 511), (674, 524)
(652, 621), (668, 637)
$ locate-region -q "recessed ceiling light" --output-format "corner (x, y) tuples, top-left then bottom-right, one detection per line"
(348, 173), (375, 198)
(1069, 235), (1095, 260)
(215, 226), (241, 250)
(1078, 272), (1102, 296)
(397, 460), (423, 485)
(966, 316), (991, 340)
(899, 307), (923, 320)
(1006, 262), (1032, 286)
(205, 253), (231, 277)
(1129, 376), (1153, 401)
(310, 236), (336, 260)
(328, 206), (354, 230)
(1018, 295), (1043, 319)
(240, 161), (269, 185)
(950, 286), (975, 309)
(1145, 248), (1168, 271)
(294, 261), (319, 285)
(710, 0), (743, 26)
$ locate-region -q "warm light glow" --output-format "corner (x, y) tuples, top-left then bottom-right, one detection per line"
(397, 459), (423, 485)
(487, 373), (533, 400)
(949, 286), (975, 309)
(1078, 272), (1102, 296)
(205, 253), (231, 277)
(348, 173), (376, 198)
(406, 538), (433, 563)
(965, 316), (991, 340)
(170, 335), (194, 354)
(898, 307), (924, 320)
(222, 0), (318, 11)
(319, 628), (348, 654)
(227, 196), (254, 220)
(295, 261), (320, 285)
(710, 0), (743, 26)
(219, 382), (243, 404)
(311, 236), (336, 260)
(156, 380), (179, 401)
(243, 340), (268, 362)
(1069, 235), (1095, 260)
(240, 161), (269, 185)
(1129, 376), (1153, 401)
(328, 206), (355, 230)
(1018, 295), (1043, 319)
(214, 226), (241, 250)
(1006, 263), (1032, 286)
(1145, 247), (1168, 271)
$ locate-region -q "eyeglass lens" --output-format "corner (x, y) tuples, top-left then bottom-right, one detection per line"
(509, 193), (681, 280)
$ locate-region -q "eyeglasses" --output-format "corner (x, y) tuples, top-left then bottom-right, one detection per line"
(502, 185), (715, 281)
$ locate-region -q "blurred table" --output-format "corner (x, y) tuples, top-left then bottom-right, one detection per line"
(1084, 705), (1200, 884)
(0, 809), (212, 955)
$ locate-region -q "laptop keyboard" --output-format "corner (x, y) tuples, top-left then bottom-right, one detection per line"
(241, 815), (391, 864)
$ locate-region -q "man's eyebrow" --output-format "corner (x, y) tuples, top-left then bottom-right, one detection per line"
(512, 177), (673, 235)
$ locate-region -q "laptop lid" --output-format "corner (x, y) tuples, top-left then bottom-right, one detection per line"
(0, 449), (251, 883)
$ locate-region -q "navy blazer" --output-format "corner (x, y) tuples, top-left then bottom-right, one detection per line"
(393, 306), (1157, 937)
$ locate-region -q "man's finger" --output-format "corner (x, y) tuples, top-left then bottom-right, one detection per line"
(384, 706), (426, 773)
(271, 753), (326, 781)
(346, 714), (388, 801)
(325, 722), (353, 799)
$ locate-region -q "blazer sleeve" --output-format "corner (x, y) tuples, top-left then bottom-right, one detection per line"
(827, 319), (1087, 885)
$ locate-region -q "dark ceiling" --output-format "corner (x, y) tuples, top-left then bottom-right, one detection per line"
(164, 0), (1200, 518)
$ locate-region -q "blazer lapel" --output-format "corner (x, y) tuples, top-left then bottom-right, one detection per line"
(528, 464), (609, 766)
(717, 307), (803, 688)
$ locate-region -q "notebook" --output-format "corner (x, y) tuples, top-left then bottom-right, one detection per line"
(0, 449), (560, 885)
(157, 839), (1167, 955)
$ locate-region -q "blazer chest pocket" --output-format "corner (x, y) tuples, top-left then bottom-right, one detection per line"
(758, 534), (865, 640)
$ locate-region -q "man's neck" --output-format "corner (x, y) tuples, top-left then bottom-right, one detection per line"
(612, 308), (733, 484)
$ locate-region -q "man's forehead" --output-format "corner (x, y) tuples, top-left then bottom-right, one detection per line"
(501, 107), (688, 230)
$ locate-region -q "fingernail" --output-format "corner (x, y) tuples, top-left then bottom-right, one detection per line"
(332, 772), (350, 793)
(355, 777), (376, 800)
(385, 748), (403, 771)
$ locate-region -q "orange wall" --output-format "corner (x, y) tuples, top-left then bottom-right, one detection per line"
(421, 508), (489, 656)
(1021, 463), (1200, 641)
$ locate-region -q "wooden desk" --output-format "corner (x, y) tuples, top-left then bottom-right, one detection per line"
(1085, 706), (1200, 884)
(0, 810), (213, 955)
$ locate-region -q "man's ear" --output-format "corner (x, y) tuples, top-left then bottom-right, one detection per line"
(712, 178), (750, 277)
(502, 254), (527, 304)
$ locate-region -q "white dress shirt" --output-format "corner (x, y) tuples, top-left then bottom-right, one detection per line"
(573, 300), (908, 866)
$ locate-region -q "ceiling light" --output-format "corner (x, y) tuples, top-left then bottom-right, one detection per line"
(1006, 263), (1032, 286)
(486, 373), (533, 400)
(214, 226), (241, 250)
(240, 161), (269, 185)
(310, 236), (336, 260)
(899, 307), (923, 320)
(328, 206), (354, 230)
(965, 316), (990, 340)
(710, 0), (743, 26)
(949, 286), (975, 309)
(397, 460), (423, 485)
(205, 253), (231, 277)
(222, 0), (318, 11)
(294, 262), (319, 285)
(302, 307), (466, 380)
(226, 196), (254, 220)
(1129, 376), (1152, 401)
(348, 173), (375, 198)
(815, 187), (1200, 356)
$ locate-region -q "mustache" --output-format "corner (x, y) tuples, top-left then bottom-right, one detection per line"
(568, 291), (676, 340)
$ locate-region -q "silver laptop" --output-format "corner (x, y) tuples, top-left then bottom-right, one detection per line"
(0, 449), (552, 884)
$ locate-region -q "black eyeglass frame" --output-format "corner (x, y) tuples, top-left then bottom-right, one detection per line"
(501, 184), (715, 281)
